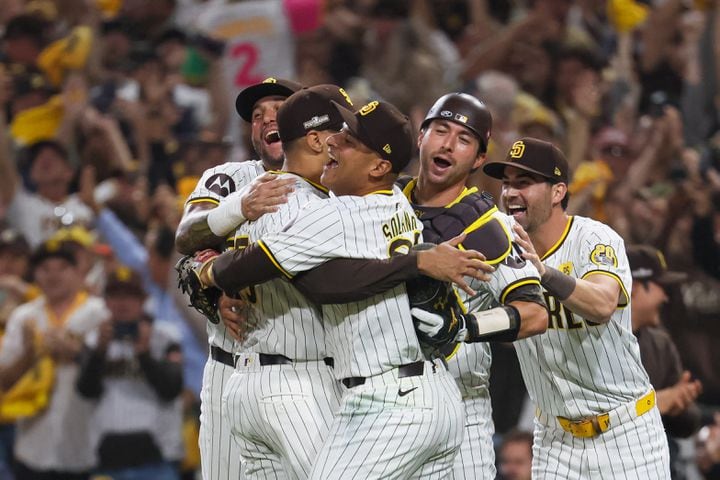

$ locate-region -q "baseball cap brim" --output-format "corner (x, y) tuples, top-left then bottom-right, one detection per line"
(656, 270), (688, 285)
(483, 161), (561, 182)
(235, 80), (302, 122)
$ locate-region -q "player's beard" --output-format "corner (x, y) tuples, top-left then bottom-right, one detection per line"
(252, 136), (284, 170)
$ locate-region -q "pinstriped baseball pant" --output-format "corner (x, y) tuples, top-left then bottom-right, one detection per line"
(531, 407), (670, 479)
(309, 362), (465, 480)
(199, 357), (244, 480)
(449, 393), (496, 479)
(222, 358), (341, 480)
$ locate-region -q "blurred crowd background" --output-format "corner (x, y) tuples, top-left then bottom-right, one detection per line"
(0, 0), (720, 479)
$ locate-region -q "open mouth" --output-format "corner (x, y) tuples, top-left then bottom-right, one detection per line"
(506, 204), (527, 216)
(433, 156), (451, 168)
(264, 129), (280, 145)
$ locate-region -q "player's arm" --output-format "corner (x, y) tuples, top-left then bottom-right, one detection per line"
(176, 173), (294, 255)
(513, 223), (622, 324)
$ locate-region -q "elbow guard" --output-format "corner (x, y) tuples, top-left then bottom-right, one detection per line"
(464, 305), (520, 343)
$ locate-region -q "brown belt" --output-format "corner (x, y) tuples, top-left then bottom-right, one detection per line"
(341, 360), (425, 389)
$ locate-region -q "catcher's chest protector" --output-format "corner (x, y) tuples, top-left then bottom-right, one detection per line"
(398, 176), (514, 266)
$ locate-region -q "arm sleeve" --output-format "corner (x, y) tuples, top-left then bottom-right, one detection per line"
(292, 252), (420, 304)
(137, 349), (184, 402)
(75, 347), (106, 399)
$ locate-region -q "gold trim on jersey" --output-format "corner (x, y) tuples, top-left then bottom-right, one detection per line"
(187, 197), (220, 206)
(367, 189), (394, 196)
(500, 278), (542, 304)
(268, 170), (329, 194)
(400, 178), (477, 208)
(581, 270), (629, 308)
(257, 239), (293, 279)
(541, 216), (574, 261)
(444, 342), (462, 361)
(457, 207), (513, 265)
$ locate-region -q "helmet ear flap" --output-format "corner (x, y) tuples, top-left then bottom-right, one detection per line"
(422, 93), (493, 151)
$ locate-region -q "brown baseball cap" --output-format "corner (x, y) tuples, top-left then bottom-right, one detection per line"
(105, 266), (146, 297)
(331, 100), (414, 173)
(276, 84), (354, 142)
(627, 245), (687, 285)
(483, 137), (569, 183)
(235, 77), (303, 122)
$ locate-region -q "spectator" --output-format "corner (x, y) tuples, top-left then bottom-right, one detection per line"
(0, 240), (107, 480)
(77, 267), (183, 480)
(498, 429), (533, 480)
(628, 244), (703, 478)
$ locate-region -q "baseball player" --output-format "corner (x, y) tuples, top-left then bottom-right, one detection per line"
(483, 138), (670, 479)
(175, 77), (301, 480)
(210, 93), (549, 479)
(221, 84), (353, 479)
(199, 101), (473, 479)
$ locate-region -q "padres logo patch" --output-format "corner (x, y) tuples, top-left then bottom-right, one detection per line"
(338, 88), (353, 106)
(359, 101), (379, 116)
(559, 261), (573, 275)
(205, 173), (236, 197)
(510, 140), (525, 158)
(262, 77), (277, 84)
(590, 244), (617, 268)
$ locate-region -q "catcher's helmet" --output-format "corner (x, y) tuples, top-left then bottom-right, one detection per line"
(421, 93), (492, 151)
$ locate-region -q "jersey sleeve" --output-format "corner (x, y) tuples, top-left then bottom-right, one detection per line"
(259, 200), (346, 277)
(576, 222), (630, 307)
(185, 162), (258, 206)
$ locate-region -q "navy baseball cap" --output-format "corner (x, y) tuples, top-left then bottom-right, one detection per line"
(483, 137), (569, 184)
(235, 77), (303, 122)
(331, 100), (414, 173)
(276, 84), (354, 142)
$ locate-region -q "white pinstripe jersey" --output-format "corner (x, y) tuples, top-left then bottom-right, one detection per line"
(514, 215), (651, 419)
(450, 210), (541, 398)
(229, 172), (329, 360)
(260, 186), (426, 379)
(185, 160), (265, 353)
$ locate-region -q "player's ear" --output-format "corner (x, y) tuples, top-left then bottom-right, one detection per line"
(305, 131), (324, 154)
(370, 158), (393, 179)
(551, 182), (568, 206)
(417, 129), (426, 150)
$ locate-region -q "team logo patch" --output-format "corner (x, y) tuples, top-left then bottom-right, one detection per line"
(359, 101), (379, 116)
(303, 115), (330, 130)
(510, 140), (525, 158)
(338, 87), (353, 106)
(559, 261), (573, 275)
(590, 244), (618, 268)
(554, 167), (562, 176)
(383, 144), (392, 154)
(440, 110), (453, 118)
(262, 77), (277, 84)
(205, 173), (236, 197)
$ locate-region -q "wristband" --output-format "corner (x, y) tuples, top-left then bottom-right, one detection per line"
(464, 305), (520, 342)
(206, 188), (247, 236)
(540, 266), (576, 300)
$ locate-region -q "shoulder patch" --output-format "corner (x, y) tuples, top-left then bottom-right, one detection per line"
(205, 173), (236, 197)
(590, 244), (618, 268)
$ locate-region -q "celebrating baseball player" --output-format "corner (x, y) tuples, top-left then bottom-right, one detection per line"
(192, 100), (489, 479)
(220, 84), (352, 479)
(175, 77), (301, 480)
(483, 138), (670, 479)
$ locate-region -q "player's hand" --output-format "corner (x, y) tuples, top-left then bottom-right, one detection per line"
(241, 173), (295, 221)
(219, 295), (249, 341)
(411, 307), (466, 345)
(512, 224), (545, 276)
(416, 234), (494, 296)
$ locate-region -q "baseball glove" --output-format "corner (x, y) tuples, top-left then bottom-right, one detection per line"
(406, 274), (466, 347)
(175, 252), (222, 324)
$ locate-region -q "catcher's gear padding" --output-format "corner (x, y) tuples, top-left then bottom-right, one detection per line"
(421, 93), (492, 151)
(176, 254), (222, 324)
